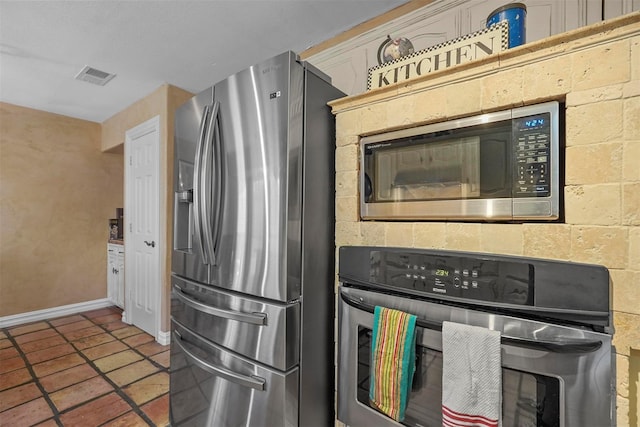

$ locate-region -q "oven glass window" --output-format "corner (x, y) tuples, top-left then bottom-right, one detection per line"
(357, 327), (560, 427)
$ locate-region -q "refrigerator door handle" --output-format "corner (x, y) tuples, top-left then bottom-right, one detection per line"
(173, 285), (267, 325)
(198, 101), (220, 265)
(174, 331), (266, 391)
(209, 100), (223, 265)
(193, 103), (212, 264)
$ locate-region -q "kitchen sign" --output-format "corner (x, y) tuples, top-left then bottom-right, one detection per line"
(367, 21), (509, 90)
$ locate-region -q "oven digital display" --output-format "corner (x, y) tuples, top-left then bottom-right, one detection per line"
(434, 268), (449, 277)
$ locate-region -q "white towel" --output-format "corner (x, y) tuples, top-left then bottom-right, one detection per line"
(442, 321), (502, 427)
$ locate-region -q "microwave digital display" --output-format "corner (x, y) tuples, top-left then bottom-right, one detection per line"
(360, 101), (561, 221)
(523, 117), (546, 129)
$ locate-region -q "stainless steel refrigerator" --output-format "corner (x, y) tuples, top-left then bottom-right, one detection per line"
(169, 51), (344, 427)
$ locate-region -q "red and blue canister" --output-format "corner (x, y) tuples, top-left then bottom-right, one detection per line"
(486, 2), (527, 48)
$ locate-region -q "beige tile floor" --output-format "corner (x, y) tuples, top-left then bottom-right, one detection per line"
(0, 306), (170, 426)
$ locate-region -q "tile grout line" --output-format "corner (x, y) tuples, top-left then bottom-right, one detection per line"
(59, 312), (160, 427)
(1, 321), (65, 426)
(1, 309), (170, 427)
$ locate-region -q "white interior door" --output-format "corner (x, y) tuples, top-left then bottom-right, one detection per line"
(125, 116), (160, 339)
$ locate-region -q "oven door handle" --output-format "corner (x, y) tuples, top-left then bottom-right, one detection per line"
(500, 335), (602, 353)
(340, 292), (603, 354)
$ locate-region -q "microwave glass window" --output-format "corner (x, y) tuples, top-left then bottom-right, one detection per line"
(373, 137), (481, 202)
(365, 118), (513, 204)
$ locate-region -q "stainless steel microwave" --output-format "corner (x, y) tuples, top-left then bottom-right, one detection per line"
(361, 101), (561, 221)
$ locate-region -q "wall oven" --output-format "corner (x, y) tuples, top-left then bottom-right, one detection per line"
(360, 101), (561, 221)
(337, 246), (614, 427)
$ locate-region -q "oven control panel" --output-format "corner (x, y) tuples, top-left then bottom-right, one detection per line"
(369, 250), (533, 305)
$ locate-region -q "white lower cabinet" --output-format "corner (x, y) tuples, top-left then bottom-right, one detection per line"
(107, 243), (125, 308)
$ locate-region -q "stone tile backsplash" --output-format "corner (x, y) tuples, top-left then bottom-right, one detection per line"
(331, 14), (640, 424)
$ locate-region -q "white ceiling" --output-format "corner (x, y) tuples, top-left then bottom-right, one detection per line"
(0, 0), (407, 123)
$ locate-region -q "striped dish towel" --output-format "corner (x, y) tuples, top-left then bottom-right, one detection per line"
(369, 306), (417, 422)
(442, 321), (502, 427)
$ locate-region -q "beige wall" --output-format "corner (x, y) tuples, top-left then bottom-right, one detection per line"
(0, 103), (124, 316)
(330, 14), (640, 425)
(0, 83), (192, 331)
(102, 84), (168, 152)
(101, 84), (193, 332)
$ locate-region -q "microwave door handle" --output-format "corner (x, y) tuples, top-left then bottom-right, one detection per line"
(193, 104), (212, 264)
(173, 331), (266, 390)
(339, 292), (603, 354)
(173, 285), (267, 325)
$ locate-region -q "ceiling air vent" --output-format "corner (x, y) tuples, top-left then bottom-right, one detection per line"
(74, 65), (116, 86)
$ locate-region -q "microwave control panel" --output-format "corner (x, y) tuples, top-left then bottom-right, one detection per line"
(514, 113), (552, 197)
(369, 250), (534, 305)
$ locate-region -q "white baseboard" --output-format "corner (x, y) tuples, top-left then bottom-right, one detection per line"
(0, 298), (114, 328)
(157, 329), (171, 346)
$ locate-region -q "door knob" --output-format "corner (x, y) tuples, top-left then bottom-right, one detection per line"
(144, 240), (156, 248)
